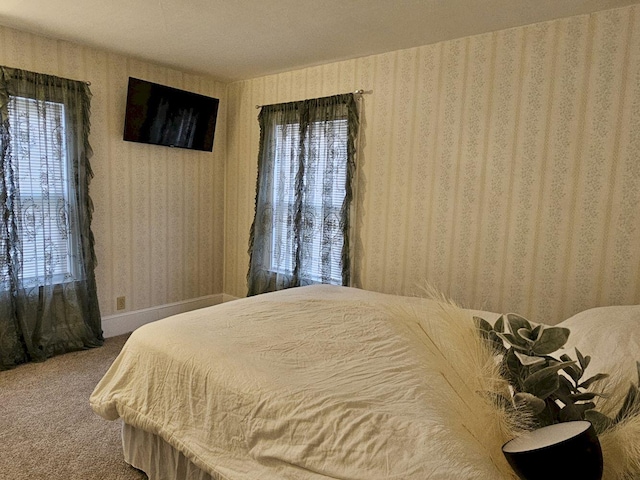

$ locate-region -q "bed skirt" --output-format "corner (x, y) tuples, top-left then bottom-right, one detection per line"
(122, 423), (218, 480)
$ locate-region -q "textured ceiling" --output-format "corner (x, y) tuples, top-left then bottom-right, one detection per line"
(0, 0), (638, 82)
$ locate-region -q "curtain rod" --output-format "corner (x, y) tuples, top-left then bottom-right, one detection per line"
(255, 89), (371, 109)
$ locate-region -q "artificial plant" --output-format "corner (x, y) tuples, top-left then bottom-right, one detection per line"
(475, 313), (640, 434)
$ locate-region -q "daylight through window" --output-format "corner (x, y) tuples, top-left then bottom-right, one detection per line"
(8, 96), (76, 285)
(270, 118), (348, 284)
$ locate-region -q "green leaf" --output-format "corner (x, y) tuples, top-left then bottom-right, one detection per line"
(524, 370), (560, 399)
(474, 317), (502, 352)
(523, 361), (576, 399)
(558, 403), (582, 422)
(513, 392), (546, 414)
(496, 332), (529, 351)
(615, 384), (640, 423)
(556, 375), (576, 399)
(536, 398), (561, 427)
(474, 316), (508, 354)
(474, 316), (493, 334)
(568, 392), (601, 402)
(528, 325), (543, 342)
(529, 361), (549, 374)
(558, 353), (582, 382)
(531, 326), (570, 355)
(494, 315), (505, 333)
(566, 365), (582, 383)
(514, 350), (546, 366)
(503, 349), (526, 389)
(505, 313), (532, 331)
(488, 332), (508, 354)
(506, 313), (532, 343)
(517, 328), (536, 343)
(578, 373), (609, 390)
(558, 402), (596, 422)
(575, 348), (591, 371)
(585, 410), (614, 434)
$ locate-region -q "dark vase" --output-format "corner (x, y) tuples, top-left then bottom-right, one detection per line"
(502, 420), (603, 480)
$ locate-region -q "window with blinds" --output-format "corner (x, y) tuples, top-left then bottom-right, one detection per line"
(270, 118), (348, 284)
(7, 96), (75, 285)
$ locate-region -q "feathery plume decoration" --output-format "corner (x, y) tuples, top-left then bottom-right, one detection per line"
(389, 293), (531, 479)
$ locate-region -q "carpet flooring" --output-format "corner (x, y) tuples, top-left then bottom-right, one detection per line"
(0, 334), (147, 480)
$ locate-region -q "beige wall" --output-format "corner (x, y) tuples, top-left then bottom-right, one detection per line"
(2, 5), (639, 326)
(225, 5), (640, 324)
(0, 26), (227, 317)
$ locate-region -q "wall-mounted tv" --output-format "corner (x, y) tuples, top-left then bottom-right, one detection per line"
(123, 77), (219, 152)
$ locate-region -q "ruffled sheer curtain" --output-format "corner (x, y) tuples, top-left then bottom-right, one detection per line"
(0, 66), (102, 370)
(247, 94), (359, 296)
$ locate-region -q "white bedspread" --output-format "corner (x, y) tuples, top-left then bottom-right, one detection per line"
(90, 285), (509, 479)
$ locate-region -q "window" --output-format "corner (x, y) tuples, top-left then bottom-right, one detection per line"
(0, 65), (103, 370)
(247, 94), (359, 296)
(7, 96), (77, 285)
(269, 122), (300, 277)
(270, 119), (348, 283)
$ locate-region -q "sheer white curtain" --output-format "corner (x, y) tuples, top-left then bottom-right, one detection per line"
(247, 94), (359, 296)
(0, 66), (102, 370)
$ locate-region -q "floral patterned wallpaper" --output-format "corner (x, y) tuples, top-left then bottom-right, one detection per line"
(1, 4), (638, 326)
(0, 26), (227, 317)
(225, 5), (640, 324)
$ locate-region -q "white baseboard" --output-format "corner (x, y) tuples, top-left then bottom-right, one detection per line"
(222, 293), (240, 303)
(101, 293), (228, 338)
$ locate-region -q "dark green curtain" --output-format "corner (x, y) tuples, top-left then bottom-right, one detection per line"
(247, 93), (359, 296)
(0, 66), (103, 370)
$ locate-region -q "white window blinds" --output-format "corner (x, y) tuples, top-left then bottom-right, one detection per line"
(271, 118), (348, 284)
(8, 96), (75, 284)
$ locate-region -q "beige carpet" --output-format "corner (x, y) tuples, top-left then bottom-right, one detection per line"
(0, 334), (147, 480)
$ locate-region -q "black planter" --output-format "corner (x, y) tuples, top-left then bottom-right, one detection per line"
(502, 420), (603, 480)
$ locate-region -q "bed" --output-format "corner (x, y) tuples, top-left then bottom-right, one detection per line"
(90, 284), (640, 480)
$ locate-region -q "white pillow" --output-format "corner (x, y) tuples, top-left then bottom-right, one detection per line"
(558, 305), (640, 387)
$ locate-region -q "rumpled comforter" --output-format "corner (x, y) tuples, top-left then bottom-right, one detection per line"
(90, 285), (506, 479)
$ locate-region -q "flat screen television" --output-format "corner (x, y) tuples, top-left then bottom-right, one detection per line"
(123, 77), (219, 152)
